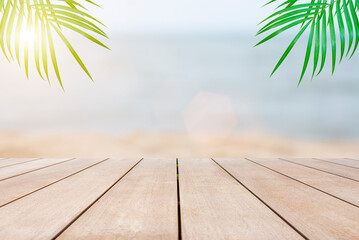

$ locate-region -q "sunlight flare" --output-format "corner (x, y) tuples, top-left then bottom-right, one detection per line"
(0, 0), (108, 88)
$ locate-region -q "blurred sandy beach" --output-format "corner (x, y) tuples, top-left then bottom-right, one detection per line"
(1, 35), (359, 159)
(1, 132), (358, 158)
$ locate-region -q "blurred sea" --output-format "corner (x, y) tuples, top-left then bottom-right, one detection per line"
(0, 33), (358, 139)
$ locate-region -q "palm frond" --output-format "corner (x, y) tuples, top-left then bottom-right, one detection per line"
(0, 0), (107, 89)
(256, 0), (359, 84)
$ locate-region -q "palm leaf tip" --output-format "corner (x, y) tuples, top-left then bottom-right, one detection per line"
(0, 0), (108, 89)
(257, 0), (359, 84)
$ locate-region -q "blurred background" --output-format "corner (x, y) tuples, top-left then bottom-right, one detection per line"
(0, 0), (358, 158)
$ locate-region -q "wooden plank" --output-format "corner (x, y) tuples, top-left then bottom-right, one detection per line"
(0, 158), (72, 181)
(282, 158), (359, 181)
(0, 158), (140, 240)
(178, 158), (304, 240)
(0, 158), (107, 207)
(215, 158), (359, 240)
(249, 158), (359, 207)
(57, 158), (178, 240)
(0, 158), (39, 168)
(315, 158), (359, 169)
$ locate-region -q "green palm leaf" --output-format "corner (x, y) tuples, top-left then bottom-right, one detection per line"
(0, 0), (107, 89)
(257, 0), (359, 84)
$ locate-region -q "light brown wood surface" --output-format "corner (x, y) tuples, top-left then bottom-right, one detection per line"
(315, 158), (359, 169)
(1, 158), (358, 239)
(282, 158), (359, 181)
(214, 158), (359, 240)
(0, 158), (72, 181)
(0, 158), (140, 240)
(0, 158), (107, 207)
(0, 158), (39, 168)
(178, 158), (304, 240)
(249, 158), (359, 207)
(57, 158), (178, 240)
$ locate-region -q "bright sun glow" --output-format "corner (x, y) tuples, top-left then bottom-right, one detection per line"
(22, 28), (35, 44)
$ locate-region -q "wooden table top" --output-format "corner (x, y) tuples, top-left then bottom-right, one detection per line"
(0, 157), (358, 239)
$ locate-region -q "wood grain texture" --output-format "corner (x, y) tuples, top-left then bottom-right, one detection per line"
(0, 158), (73, 181)
(179, 158), (304, 240)
(0, 158), (71, 181)
(249, 158), (359, 207)
(315, 158), (359, 169)
(0, 158), (106, 207)
(0, 158), (39, 168)
(215, 158), (359, 240)
(0, 158), (140, 240)
(282, 158), (359, 181)
(57, 158), (178, 240)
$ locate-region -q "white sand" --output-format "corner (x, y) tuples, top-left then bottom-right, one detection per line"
(0, 132), (358, 158)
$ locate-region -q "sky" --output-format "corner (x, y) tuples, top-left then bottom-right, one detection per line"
(90, 0), (272, 34)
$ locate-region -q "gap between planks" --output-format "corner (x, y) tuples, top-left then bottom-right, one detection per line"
(211, 158), (308, 240)
(246, 158), (359, 208)
(176, 159), (182, 240)
(0, 158), (74, 181)
(313, 158), (359, 169)
(214, 158), (359, 239)
(0, 158), (110, 208)
(279, 158), (359, 182)
(55, 158), (178, 240)
(52, 158), (144, 239)
(0, 158), (143, 239)
(0, 158), (41, 169)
